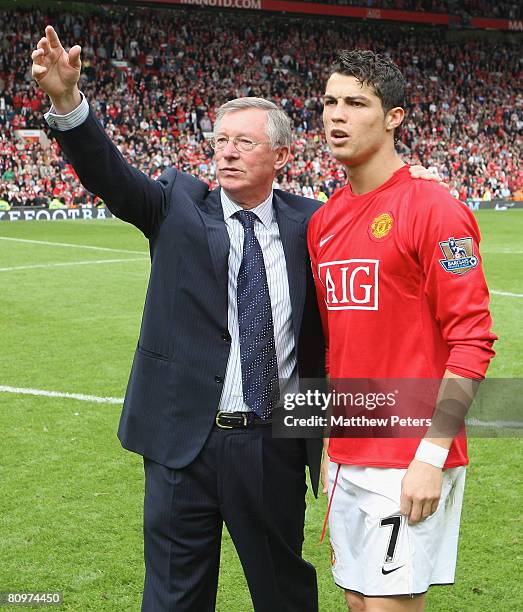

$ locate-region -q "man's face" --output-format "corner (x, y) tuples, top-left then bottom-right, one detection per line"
(323, 73), (393, 167)
(215, 109), (289, 208)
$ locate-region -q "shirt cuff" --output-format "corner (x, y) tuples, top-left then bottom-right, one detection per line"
(44, 92), (89, 131)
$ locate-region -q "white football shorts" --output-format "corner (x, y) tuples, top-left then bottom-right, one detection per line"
(327, 461), (466, 597)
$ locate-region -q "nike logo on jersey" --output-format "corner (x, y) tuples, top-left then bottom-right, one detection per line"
(319, 234), (335, 247)
(381, 565), (404, 575)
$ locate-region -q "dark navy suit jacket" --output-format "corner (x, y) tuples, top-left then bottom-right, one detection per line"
(53, 110), (325, 494)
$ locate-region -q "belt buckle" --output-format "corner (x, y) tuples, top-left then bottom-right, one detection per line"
(215, 411), (233, 429)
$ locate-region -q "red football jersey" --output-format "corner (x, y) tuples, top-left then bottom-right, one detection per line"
(308, 166), (497, 468)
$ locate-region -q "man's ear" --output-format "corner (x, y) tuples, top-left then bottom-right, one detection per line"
(385, 107), (405, 133)
(274, 146), (291, 172)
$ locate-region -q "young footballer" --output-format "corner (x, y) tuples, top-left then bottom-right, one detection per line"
(308, 51), (497, 611)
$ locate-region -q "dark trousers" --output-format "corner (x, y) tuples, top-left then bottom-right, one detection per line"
(142, 426), (318, 612)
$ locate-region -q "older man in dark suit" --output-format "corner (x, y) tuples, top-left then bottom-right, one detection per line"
(32, 26), (324, 612)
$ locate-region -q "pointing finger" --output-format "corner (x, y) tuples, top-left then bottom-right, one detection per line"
(45, 25), (62, 48)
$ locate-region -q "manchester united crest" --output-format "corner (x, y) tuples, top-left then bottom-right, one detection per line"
(369, 212), (393, 240)
(439, 236), (478, 275)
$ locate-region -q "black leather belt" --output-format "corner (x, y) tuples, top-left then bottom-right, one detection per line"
(214, 411), (272, 429)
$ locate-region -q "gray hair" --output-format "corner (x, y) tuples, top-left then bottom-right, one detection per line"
(214, 97), (292, 149)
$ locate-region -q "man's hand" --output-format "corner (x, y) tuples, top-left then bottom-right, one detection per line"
(31, 25), (81, 113)
(399, 459), (443, 523)
(409, 165), (448, 188)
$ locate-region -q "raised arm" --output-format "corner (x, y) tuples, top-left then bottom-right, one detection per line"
(31, 26), (172, 237)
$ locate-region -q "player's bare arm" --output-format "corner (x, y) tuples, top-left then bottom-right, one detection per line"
(31, 25), (82, 113)
(400, 370), (479, 524)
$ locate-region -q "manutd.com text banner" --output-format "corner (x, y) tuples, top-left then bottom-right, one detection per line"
(139, 0), (449, 25)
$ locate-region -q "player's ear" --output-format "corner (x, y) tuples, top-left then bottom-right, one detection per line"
(385, 107), (404, 133)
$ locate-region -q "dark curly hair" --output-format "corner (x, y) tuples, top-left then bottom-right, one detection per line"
(329, 50), (406, 139)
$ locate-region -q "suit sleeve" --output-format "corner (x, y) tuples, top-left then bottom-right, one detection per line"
(408, 185), (497, 379)
(51, 108), (173, 238)
(307, 211), (330, 375)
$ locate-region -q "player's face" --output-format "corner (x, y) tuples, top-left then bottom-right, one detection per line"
(323, 73), (392, 167)
(215, 109), (289, 208)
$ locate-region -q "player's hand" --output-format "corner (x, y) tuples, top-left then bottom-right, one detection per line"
(409, 165), (449, 188)
(31, 25), (81, 111)
(400, 459), (443, 524)
(321, 451), (330, 495)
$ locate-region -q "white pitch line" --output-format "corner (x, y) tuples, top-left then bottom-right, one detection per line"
(0, 385), (522, 430)
(491, 290), (523, 298)
(0, 236), (146, 255)
(0, 385), (123, 404)
(0, 257), (148, 272)
(466, 417), (523, 429)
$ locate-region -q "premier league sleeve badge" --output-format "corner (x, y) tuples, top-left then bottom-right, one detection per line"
(438, 236), (479, 275)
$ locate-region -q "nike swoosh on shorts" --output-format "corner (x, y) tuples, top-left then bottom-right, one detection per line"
(381, 565), (405, 575)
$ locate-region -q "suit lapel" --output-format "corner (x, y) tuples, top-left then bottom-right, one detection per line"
(273, 193), (308, 343)
(196, 188), (230, 312)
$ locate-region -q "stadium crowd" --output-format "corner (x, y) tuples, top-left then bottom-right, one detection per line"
(0, 5), (521, 207)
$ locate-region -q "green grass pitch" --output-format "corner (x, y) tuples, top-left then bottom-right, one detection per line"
(1, 210), (521, 611)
